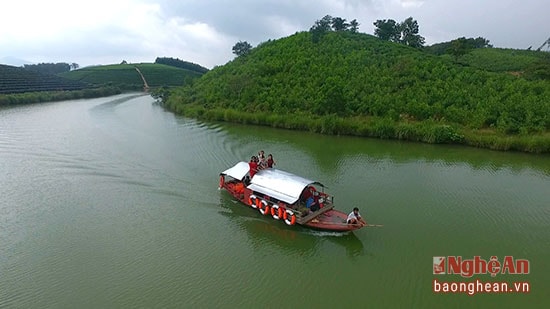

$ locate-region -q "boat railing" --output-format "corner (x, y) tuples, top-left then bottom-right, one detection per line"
(296, 204), (335, 225)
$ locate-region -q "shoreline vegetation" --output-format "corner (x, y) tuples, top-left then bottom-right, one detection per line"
(0, 87), (122, 105)
(160, 102), (549, 153)
(157, 25), (549, 154)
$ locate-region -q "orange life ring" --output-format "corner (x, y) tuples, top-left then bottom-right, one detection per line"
(271, 204), (280, 220)
(248, 195), (258, 208)
(256, 198), (262, 209)
(219, 175), (225, 188)
(284, 209), (296, 226)
(259, 200), (270, 215)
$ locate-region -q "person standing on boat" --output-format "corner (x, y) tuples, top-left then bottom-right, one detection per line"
(258, 150), (267, 169)
(249, 156), (259, 178)
(267, 154), (275, 168)
(347, 207), (366, 226)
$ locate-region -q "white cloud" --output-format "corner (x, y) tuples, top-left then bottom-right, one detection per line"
(399, 0), (424, 9)
(153, 18), (234, 67)
(0, 0), (547, 68)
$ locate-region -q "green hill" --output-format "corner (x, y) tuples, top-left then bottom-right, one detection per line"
(60, 63), (203, 90)
(0, 64), (90, 94)
(164, 31), (550, 152)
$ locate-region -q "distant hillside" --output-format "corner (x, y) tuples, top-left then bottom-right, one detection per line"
(0, 64), (89, 94)
(451, 48), (550, 79)
(60, 63), (204, 90)
(164, 31), (550, 152)
(155, 57), (209, 74)
(425, 45), (548, 75)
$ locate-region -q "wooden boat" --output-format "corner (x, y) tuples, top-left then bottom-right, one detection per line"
(219, 162), (364, 232)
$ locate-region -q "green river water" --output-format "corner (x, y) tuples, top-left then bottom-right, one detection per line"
(0, 94), (548, 308)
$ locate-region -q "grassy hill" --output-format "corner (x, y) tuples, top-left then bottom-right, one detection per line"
(0, 64), (89, 94)
(164, 31), (550, 152)
(60, 63), (203, 90)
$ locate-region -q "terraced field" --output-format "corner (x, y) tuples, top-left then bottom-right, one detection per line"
(60, 63), (203, 89)
(0, 64), (89, 94)
(136, 63), (203, 86)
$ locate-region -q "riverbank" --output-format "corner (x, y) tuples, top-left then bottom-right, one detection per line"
(163, 102), (550, 154)
(0, 86), (121, 105)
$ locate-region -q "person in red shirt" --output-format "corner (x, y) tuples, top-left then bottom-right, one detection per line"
(249, 156), (258, 178)
(267, 154), (275, 168)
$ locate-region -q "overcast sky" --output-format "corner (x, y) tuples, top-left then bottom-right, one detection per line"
(1, 0), (547, 68)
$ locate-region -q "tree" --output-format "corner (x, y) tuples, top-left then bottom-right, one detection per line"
(310, 15), (333, 42)
(449, 37), (471, 62)
(232, 41), (252, 57)
(70, 63), (79, 70)
(331, 17), (348, 31)
(349, 19), (360, 33)
(473, 37), (492, 48)
(373, 19), (400, 42)
(310, 16), (360, 41)
(374, 17), (425, 48)
(399, 17), (425, 48)
(446, 36), (492, 62)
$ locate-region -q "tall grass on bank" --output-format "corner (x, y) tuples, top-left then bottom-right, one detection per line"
(0, 87), (121, 105)
(163, 101), (549, 154)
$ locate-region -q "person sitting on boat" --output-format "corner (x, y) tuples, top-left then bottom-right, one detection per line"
(347, 207), (366, 226)
(249, 156), (258, 178)
(306, 187), (320, 212)
(306, 197), (320, 212)
(267, 154), (275, 168)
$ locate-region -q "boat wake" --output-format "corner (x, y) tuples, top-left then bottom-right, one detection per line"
(305, 230), (350, 237)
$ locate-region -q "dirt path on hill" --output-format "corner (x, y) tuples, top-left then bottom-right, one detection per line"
(134, 67), (149, 90)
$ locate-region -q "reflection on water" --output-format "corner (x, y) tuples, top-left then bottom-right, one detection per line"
(219, 122), (550, 176)
(218, 193), (365, 258)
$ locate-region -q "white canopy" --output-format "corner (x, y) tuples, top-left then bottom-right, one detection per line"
(248, 168), (322, 205)
(220, 161), (250, 180)
(221, 162), (323, 204)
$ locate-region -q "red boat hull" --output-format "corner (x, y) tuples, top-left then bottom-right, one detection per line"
(302, 210), (363, 231)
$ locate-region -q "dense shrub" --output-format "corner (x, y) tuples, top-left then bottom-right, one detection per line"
(0, 87), (121, 105)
